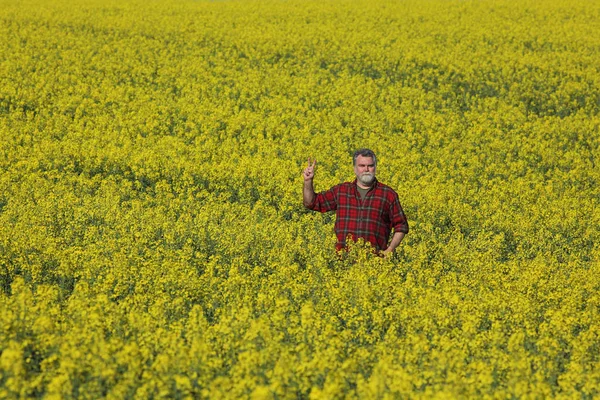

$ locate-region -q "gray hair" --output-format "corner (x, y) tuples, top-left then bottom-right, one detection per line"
(353, 148), (377, 166)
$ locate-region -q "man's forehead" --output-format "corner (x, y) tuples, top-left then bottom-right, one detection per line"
(355, 156), (375, 164)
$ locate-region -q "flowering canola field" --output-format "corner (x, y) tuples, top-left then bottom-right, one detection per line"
(1, 0), (600, 398)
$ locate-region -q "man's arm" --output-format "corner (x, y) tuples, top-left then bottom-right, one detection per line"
(303, 158), (339, 212)
(303, 158), (316, 207)
(303, 180), (315, 207)
(383, 231), (405, 256)
(383, 192), (409, 256)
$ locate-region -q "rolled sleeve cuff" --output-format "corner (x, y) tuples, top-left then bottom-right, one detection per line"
(394, 222), (409, 234)
(306, 195), (318, 210)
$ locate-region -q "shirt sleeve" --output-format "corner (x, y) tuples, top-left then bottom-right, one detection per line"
(307, 184), (339, 213)
(389, 193), (409, 234)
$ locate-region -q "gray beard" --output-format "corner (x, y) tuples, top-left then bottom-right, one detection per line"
(358, 173), (375, 185)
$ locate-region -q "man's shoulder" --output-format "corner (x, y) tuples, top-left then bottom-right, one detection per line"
(319, 181), (353, 194)
(334, 181), (355, 193)
(374, 181), (399, 197)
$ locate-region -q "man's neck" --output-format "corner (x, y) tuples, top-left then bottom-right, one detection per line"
(356, 181), (375, 190)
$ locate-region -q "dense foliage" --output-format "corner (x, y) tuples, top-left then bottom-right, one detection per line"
(1, 0), (599, 398)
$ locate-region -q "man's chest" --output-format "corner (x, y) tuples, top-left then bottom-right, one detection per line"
(337, 191), (388, 217)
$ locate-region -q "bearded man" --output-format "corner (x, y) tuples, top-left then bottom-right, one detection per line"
(303, 148), (409, 256)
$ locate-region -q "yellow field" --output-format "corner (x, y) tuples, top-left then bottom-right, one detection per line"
(1, 0), (599, 398)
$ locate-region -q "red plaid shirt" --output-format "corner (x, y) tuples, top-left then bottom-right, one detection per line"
(307, 179), (409, 251)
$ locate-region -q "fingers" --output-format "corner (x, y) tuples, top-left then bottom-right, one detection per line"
(304, 158), (317, 180)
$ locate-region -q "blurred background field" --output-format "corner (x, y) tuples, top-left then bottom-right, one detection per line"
(1, 0), (599, 398)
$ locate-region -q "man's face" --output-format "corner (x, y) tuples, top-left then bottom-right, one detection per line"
(354, 155), (376, 186)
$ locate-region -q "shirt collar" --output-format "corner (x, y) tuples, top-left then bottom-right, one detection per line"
(352, 178), (378, 191)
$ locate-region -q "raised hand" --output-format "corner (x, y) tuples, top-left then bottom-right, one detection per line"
(303, 157), (316, 181)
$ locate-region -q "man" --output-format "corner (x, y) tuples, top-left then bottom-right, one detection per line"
(303, 148), (409, 256)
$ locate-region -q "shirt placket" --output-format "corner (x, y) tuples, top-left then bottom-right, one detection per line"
(356, 186), (370, 236)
